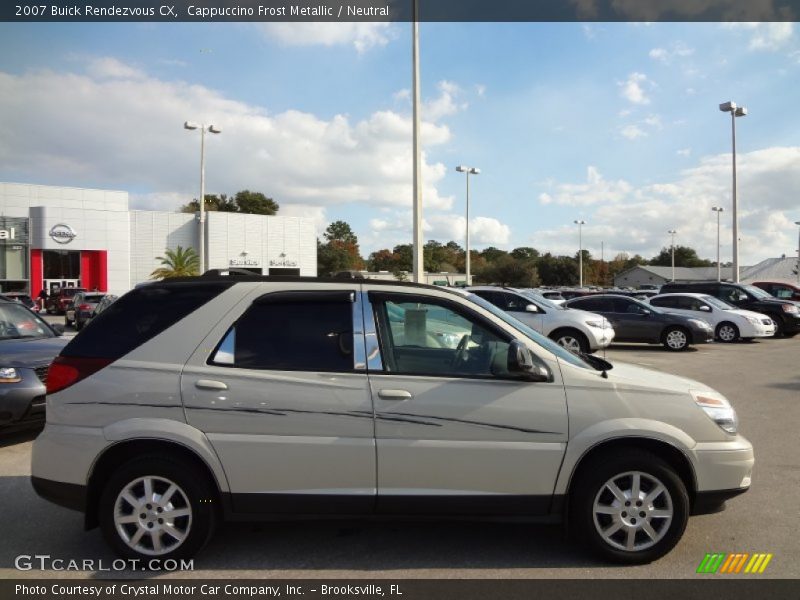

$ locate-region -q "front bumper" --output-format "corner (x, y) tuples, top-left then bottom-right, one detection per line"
(586, 327), (616, 350)
(741, 319), (775, 338)
(691, 436), (753, 514)
(0, 368), (46, 427)
(691, 326), (715, 344)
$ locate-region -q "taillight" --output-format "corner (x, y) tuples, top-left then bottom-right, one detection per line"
(47, 356), (113, 395)
(78, 303), (91, 311)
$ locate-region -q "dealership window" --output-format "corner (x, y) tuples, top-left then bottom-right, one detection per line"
(43, 250), (80, 279)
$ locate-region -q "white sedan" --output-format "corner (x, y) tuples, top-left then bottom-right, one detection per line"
(648, 293), (775, 342)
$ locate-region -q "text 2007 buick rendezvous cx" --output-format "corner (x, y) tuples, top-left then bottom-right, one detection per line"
(32, 273), (753, 563)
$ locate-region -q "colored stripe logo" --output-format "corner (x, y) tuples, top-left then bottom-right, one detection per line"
(697, 553), (773, 574)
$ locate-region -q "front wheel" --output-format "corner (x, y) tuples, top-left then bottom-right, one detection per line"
(99, 456), (217, 560)
(551, 329), (589, 355)
(715, 322), (739, 343)
(570, 450), (689, 564)
(662, 327), (690, 351)
(768, 316), (784, 338)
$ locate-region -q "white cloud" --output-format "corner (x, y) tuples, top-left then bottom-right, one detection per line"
(424, 80), (468, 121)
(258, 23), (394, 53)
(618, 72), (651, 105)
(538, 166), (632, 206)
(0, 59), (457, 223)
(677, 148), (692, 157)
(532, 148), (800, 262)
(648, 42), (694, 64)
(620, 124), (647, 140)
(361, 212), (511, 251)
(475, 84), (487, 97)
(723, 22), (794, 51)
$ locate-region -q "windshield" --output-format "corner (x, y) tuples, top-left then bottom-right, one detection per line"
(0, 302), (56, 340)
(519, 290), (565, 311)
(742, 285), (773, 300)
(703, 295), (735, 310)
(464, 293), (592, 370)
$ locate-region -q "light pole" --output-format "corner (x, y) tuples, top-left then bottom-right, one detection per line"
(719, 101), (747, 283)
(712, 206), (724, 281)
(668, 229), (678, 281)
(184, 121), (222, 274)
(456, 165), (479, 286)
(411, 2), (424, 283)
(574, 220), (586, 287)
(795, 221), (800, 284)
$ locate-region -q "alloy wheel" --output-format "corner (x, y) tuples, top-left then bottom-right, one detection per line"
(666, 330), (687, 349)
(592, 471), (674, 552)
(557, 336), (582, 354)
(113, 475), (192, 556)
(718, 325), (737, 342)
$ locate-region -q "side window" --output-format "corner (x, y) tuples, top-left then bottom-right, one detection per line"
(471, 290), (503, 309)
(372, 296), (512, 378)
(674, 296), (697, 310)
(211, 292), (354, 372)
(650, 297), (674, 308)
(500, 292), (527, 311)
(774, 286), (793, 299)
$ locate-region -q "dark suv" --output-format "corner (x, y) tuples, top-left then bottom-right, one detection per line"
(46, 287), (87, 315)
(659, 281), (800, 337)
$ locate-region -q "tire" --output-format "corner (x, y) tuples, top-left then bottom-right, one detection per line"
(662, 326), (690, 351)
(550, 329), (589, 355)
(99, 456), (217, 560)
(570, 449), (689, 564)
(64, 316), (71, 328)
(715, 322), (739, 343)
(75, 319), (84, 331)
(768, 316), (784, 338)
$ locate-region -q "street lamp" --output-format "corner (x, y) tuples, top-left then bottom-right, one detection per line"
(719, 101), (747, 283)
(795, 221), (800, 284)
(574, 220), (586, 287)
(712, 206), (724, 281)
(184, 121), (222, 274)
(456, 165), (480, 286)
(411, 0), (423, 283)
(668, 229), (678, 282)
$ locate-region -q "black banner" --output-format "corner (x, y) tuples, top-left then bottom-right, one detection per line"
(3, 0), (800, 22)
(3, 580), (800, 600)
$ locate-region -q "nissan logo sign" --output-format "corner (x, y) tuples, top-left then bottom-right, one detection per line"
(49, 223), (77, 244)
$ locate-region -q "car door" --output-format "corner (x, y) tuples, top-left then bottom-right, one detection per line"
(365, 288), (568, 516)
(181, 286), (376, 514)
(609, 297), (659, 342)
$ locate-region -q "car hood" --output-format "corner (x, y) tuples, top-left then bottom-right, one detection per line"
(727, 308), (770, 320)
(602, 360), (711, 394)
(0, 336), (69, 367)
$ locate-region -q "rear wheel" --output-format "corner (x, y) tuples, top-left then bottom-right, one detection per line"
(715, 322), (739, 343)
(99, 456), (217, 560)
(662, 327), (690, 351)
(570, 450), (689, 564)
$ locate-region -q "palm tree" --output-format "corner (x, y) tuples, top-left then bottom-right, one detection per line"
(150, 246), (200, 279)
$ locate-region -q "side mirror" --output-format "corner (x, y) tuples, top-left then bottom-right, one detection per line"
(699, 305), (712, 312)
(641, 308), (652, 316)
(525, 304), (539, 313)
(507, 340), (551, 382)
(50, 323), (65, 336)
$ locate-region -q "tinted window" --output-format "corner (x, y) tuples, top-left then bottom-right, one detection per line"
(570, 297), (613, 312)
(213, 292), (354, 372)
(676, 296), (704, 311)
(499, 292), (528, 311)
(650, 296), (677, 308)
(62, 282), (232, 359)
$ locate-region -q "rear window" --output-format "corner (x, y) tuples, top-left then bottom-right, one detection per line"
(82, 294), (105, 303)
(61, 282), (232, 360)
(61, 288), (84, 297)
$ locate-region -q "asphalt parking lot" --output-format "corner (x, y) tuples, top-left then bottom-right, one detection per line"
(1, 332), (798, 580)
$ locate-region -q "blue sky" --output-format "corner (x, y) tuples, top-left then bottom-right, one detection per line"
(1, 21), (799, 264)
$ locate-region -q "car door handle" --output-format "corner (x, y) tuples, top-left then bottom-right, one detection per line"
(378, 389), (413, 401)
(195, 379), (228, 391)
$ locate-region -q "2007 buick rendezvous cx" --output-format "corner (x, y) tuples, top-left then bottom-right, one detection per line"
(32, 273), (753, 564)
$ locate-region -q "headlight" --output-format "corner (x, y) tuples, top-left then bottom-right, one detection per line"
(688, 318), (711, 329)
(781, 304), (799, 314)
(0, 367), (21, 383)
(745, 316), (761, 325)
(585, 320), (603, 329)
(691, 390), (738, 434)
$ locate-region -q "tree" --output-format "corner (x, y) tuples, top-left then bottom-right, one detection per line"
(510, 247), (540, 262)
(233, 190), (279, 215)
(474, 255), (540, 287)
(650, 246), (712, 268)
(317, 221), (365, 276)
(150, 246), (200, 279)
(480, 246), (508, 263)
(538, 253), (579, 286)
(180, 194), (237, 213)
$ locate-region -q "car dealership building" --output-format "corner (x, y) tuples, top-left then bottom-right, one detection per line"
(0, 182), (317, 297)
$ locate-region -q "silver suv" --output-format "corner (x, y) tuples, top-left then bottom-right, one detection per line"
(32, 274), (753, 564)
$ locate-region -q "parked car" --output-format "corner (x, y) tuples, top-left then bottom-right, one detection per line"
(0, 298), (68, 432)
(648, 293), (775, 342)
(659, 281), (800, 338)
(46, 287), (87, 315)
(559, 289), (598, 300)
(90, 294), (119, 322)
(32, 275), (753, 564)
(750, 281), (800, 302)
(65, 292), (107, 330)
(564, 294), (714, 351)
(468, 286), (615, 354)
(532, 289), (566, 305)
(3, 292), (39, 313)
